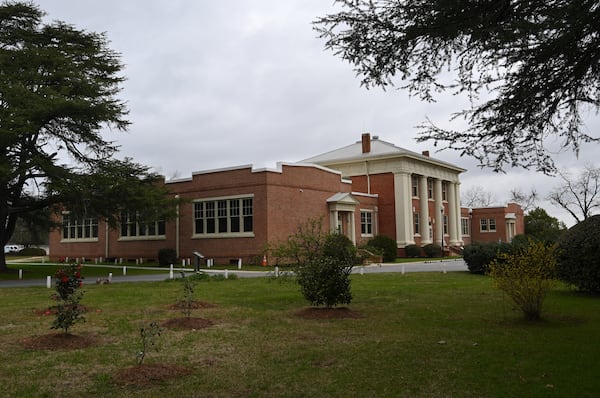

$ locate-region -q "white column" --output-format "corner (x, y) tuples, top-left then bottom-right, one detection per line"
(448, 182), (460, 246)
(419, 175), (431, 245)
(394, 172), (415, 247)
(434, 179), (444, 247)
(349, 211), (356, 245)
(454, 183), (463, 245)
(330, 210), (339, 233)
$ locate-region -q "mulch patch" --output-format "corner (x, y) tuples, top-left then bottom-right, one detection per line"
(167, 300), (217, 310)
(162, 317), (214, 331)
(20, 333), (98, 350)
(113, 363), (193, 386)
(294, 307), (362, 320)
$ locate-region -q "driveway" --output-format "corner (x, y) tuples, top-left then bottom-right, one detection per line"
(0, 259), (468, 288)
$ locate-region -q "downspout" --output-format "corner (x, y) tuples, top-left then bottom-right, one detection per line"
(366, 161), (371, 194)
(104, 221), (109, 259)
(175, 194), (180, 259)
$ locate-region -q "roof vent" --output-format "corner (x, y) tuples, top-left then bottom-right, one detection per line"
(422, 150), (430, 157)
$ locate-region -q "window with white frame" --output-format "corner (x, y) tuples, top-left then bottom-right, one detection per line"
(414, 212), (420, 235)
(411, 175), (419, 197)
(194, 196), (253, 236)
(480, 218), (488, 231)
(360, 211), (373, 236)
(442, 181), (448, 201)
(480, 218), (497, 232)
(120, 211), (165, 238)
(62, 214), (98, 241)
(461, 217), (470, 236)
(443, 215), (449, 235)
(427, 179), (434, 199)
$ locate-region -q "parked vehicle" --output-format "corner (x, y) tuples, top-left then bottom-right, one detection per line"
(4, 245), (24, 254)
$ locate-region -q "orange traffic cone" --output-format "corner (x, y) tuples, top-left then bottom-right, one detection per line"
(261, 255), (267, 267)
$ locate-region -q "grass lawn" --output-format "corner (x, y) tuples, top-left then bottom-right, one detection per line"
(0, 258), (276, 281)
(0, 272), (598, 397)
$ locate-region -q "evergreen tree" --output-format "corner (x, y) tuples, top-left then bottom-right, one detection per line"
(315, 1), (599, 173)
(0, 3), (176, 270)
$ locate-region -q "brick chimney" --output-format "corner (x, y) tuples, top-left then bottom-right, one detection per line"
(361, 133), (371, 154)
(422, 150), (430, 157)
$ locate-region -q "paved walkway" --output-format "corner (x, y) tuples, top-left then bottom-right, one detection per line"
(0, 259), (468, 289)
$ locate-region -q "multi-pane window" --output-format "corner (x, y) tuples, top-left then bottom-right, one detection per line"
(427, 179), (434, 199)
(62, 214), (98, 240)
(194, 196), (253, 236)
(361, 211), (373, 236)
(442, 181), (448, 201)
(120, 211), (165, 238)
(480, 218), (497, 232)
(443, 215), (449, 235)
(414, 212), (420, 235)
(480, 218), (488, 231)
(411, 176), (419, 197)
(461, 217), (470, 236)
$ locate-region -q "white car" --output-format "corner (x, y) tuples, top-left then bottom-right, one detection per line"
(4, 245), (23, 254)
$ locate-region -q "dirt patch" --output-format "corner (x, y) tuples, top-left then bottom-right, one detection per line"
(20, 333), (98, 350)
(167, 300), (217, 310)
(113, 363), (193, 386)
(162, 317), (214, 331)
(294, 307), (362, 320)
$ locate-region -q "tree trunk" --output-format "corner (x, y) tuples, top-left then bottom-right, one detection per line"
(0, 250), (7, 272)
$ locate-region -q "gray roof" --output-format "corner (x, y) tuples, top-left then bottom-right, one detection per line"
(300, 136), (465, 172)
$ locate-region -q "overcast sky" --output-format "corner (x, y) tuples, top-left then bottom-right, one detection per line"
(34, 1), (598, 227)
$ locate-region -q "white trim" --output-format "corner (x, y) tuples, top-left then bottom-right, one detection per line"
(192, 193), (255, 202)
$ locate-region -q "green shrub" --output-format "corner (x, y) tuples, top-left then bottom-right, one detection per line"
(423, 243), (442, 258)
(489, 239), (557, 320)
(17, 247), (46, 256)
(463, 242), (512, 274)
(158, 248), (177, 267)
(296, 256), (352, 308)
(405, 244), (421, 258)
(367, 235), (397, 262)
(323, 233), (358, 265)
(556, 215), (600, 293)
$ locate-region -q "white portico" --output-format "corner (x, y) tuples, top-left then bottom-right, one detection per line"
(302, 133), (466, 251)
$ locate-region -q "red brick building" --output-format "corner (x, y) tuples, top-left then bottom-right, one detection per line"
(48, 134), (523, 262)
(49, 163), (378, 263)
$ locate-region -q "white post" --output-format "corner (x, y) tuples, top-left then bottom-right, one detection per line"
(46, 276), (51, 288)
(95, 258), (98, 264)
(123, 266), (127, 276)
(182, 259), (185, 267)
(442, 264), (447, 274)
(225, 269), (228, 279)
(114, 258), (117, 264)
(19, 269), (22, 280)
(65, 256), (69, 263)
(360, 267), (364, 275)
(108, 272), (113, 282)
(275, 266), (279, 278)
(119, 258), (123, 264)
(238, 258), (242, 270)
(402, 265), (405, 275)
(169, 264), (174, 279)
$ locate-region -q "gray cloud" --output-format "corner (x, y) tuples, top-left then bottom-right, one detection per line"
(34, 0), (599, 226)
